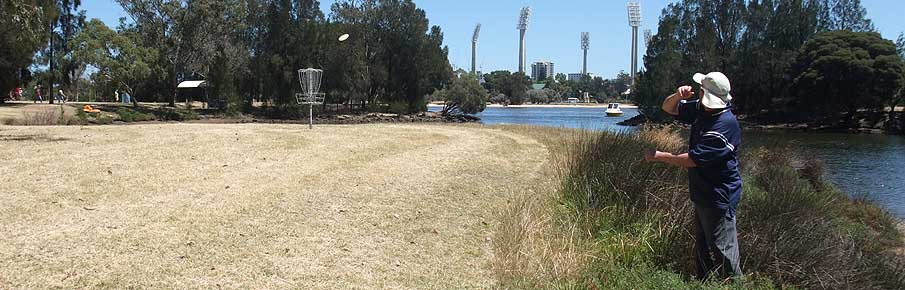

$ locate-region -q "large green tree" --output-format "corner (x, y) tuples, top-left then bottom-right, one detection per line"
(633, 0), (880, 120)
(824, 0), (874, 32)
(507, 72), (530, 105)
(434, 71), (487, 115)
(885, 32), (905, 115)
(328, 0), (450, 113)
(789, 31), (904, 119)
(117, 0), (203, 105)
(633, 3), (684, 120)
(33, 0), (86, 104)
(479, 70), (529, 105)
(182, 0), (252, 110)
(0, 0), (48, 100)
(72, 19), (158, 106)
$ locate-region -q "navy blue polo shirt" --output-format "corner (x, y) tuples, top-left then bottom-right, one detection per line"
(676, 100), (742, 216)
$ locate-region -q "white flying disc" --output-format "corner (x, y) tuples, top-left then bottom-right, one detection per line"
(338, 34), (350, 41)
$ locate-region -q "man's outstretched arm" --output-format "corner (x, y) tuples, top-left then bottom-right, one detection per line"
(644, 150), (698, 168)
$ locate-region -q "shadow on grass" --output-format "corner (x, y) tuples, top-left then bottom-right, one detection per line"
(0, 103), (29, 108)
(0, 134), (70, 142)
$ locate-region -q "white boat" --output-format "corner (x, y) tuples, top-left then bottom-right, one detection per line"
(605, 103), (624, 117)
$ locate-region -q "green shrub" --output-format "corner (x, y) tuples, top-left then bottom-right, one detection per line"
(116, 108), (156, 122)
(256, 103), (323, 120)
(387, 101), (408, 114)
(95, 114), (113, 124)
(75, 109), (88, 122)
(155, 107), (198, 121)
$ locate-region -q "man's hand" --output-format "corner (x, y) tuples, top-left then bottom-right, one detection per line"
(643, 149), (657, 162)
(677, 86), (694, 99)
(662, 86), (695, 116)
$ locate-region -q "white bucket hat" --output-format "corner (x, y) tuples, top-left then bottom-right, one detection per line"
(692, 72), (732, 109)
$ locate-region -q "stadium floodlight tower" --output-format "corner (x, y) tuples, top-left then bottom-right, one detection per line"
(472, 23), (481, 75)
(581, 32), (590, 75)
(627, 1), (642, 86)
(517, 6), (531, 74)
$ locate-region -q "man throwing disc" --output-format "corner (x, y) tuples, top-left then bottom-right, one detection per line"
(643, 72), (743, 280)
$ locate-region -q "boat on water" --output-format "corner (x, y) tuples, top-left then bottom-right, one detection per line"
(605, 103), (624, 117)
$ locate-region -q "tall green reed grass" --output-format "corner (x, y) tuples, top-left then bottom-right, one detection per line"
(557, 126), (904, 289)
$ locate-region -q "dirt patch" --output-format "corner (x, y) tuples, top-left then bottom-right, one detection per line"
(0, 123), (547, 288)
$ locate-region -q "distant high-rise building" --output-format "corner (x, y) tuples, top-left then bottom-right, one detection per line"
(568, 73), (597, 82)
(531, 61), (554, 81)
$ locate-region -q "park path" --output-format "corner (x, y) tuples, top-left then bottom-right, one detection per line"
(0, 123), (547, 289)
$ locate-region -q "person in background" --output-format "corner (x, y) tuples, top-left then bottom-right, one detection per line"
(643, 72), (743, 281)
(34, 84), (43, 103)
(58, 90), (68, 103)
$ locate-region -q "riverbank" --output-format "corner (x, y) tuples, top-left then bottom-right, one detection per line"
(428, 103), (639, 109)
(617, 109), (905, 135)
(740, 110), (905, 135)
(494, 126), (905, 289)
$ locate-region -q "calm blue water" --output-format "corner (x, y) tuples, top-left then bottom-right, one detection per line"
(434, 106), (905, 218)
(751, 132), (905, 218)
(432, 105), (641, 131)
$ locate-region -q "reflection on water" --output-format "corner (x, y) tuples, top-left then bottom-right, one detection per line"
(437, 106), (905, 218)
(445, 105), (641, 132)
(746, 132), (905, 218)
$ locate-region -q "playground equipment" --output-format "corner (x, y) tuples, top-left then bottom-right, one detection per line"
(297, 68), (324, 129)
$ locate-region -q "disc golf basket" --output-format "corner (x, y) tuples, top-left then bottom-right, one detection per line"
(297, 68), (325, 129)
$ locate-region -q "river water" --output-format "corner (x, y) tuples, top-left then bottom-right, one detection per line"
(435, 106), (905, 218)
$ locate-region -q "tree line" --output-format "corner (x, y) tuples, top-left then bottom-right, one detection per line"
(3, 0), (453, 114)
(473, 70), (632, 106)
(633, 0), (905, 122)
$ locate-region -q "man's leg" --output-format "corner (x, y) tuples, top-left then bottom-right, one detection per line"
(694, 207), (715, 280)
(712, 211), (742, 278)
(696, 204), (742, 279)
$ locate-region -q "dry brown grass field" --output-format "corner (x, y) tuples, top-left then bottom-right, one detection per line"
(0, 104), (79, 125)
(0, 123), (550, 289)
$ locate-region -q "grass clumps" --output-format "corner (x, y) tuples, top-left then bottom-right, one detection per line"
(739, 147), (905, 288)
(494, 125), (905, 289)
(116, 108), (155, 122)
(15, 106), (81, 125)
(154, 107), (198, 121)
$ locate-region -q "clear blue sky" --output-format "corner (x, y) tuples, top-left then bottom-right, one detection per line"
(83, 0), (905, 79)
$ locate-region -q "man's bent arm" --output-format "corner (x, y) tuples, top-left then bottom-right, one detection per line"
(662, 86), (693, 116)
(654, 152), (697, 168)
(661, 93), (682, 116)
